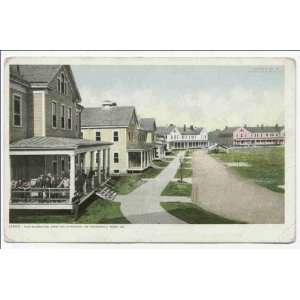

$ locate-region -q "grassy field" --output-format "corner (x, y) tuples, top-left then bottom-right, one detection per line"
(110, 175), (143, 195)
(110, 167), (163, 194)
(10, 196), (130, 224)
(174, 168), (192, 178)
(152, 160), (169, 167)
(161, 181), (192, 197)
(161, 202), (244, 224)
(211, 147), (284, 193)
(141, 167), (163, 178)
(185, 150), (193, 157)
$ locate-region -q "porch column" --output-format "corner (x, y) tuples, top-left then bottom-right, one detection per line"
(69, 153), (75, 203)
(103, 149), (106, 181)
(90, 151), (94, 188)
(141, 151), (144, 169)
(97, 150), (102, 186)
(107, 148), (110, 178)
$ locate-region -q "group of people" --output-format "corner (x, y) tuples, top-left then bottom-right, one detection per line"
(11, 173), (71, 201)
(12, 173), (70, 190)
(11, 169), (96, 201)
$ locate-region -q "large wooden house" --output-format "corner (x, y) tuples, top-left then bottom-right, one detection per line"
(9, 65), (112, 210)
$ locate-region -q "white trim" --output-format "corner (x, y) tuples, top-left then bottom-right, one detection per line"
(10, 204), (73, 210)
(33, 90), (47, 136)
(12, 93), (22, 127)
(10, 150), (74, 156)
(81, 125), (128, 129)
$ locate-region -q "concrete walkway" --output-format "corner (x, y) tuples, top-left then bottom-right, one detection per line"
(192, 150), (284, 224)
(115, 153), (191, 224)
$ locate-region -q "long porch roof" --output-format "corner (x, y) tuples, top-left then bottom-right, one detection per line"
(127, 143), (155, 151)
(10, 136), (112, 151)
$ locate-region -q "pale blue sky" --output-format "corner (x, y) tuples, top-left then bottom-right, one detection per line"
(72, 65), (284, 131)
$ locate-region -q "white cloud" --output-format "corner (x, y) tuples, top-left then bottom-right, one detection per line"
(80, 85), (284, 131)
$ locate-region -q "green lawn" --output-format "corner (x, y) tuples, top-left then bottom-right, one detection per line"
(161, 202), (244, 224)
(165, 157), (175, 162)
(161, 181), (192, 197)
(10, 196), (130, 224)
(174, 168), (192, 178)
(185, 150), (193, 157)
(152, 160), (169, 167)
(141, 167), (163, 178)
(109, 175), (143, 195)
(211, 147), (284, 193)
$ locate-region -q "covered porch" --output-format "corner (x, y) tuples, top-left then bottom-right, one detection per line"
(9, 136), (112, 210)
(127, 143), (156, 172)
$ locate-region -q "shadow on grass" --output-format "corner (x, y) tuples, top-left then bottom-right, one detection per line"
(161, 202), (245, 224)
(10, 195), (130, 224)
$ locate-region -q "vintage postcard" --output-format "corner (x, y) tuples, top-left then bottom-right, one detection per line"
(2, 52), (296, 243)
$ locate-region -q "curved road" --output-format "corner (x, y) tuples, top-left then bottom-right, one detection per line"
(115, 153), (191, 224)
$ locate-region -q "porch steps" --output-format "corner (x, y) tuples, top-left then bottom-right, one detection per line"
(96, 185), (117, 201)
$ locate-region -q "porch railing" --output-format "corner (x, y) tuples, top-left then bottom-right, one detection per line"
(11, 188), (70, 204)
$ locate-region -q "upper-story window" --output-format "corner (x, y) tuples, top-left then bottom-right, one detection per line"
(13, 94), (22, 127)
(61, 105), (65, 129)
(96, 131), (101, 141)
(52, 102), (57, 128)
(57, 72), (67, 95)
(67, 107), (72, 130)
(113, 131), (119, 142)
(114, 153), (119, 163)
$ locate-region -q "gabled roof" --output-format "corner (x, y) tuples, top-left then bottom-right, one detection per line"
(81, 106), (136, 127)
(178, 127), (203, 135)
(9, 65), (81, 101)
(156, 126), (175, 136)
(14, 65), (61, 83)
(10, 136), (111, 150)
(139, 118), (156, 132)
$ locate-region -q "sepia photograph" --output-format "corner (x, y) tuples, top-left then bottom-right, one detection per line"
(2, 54), (296, 243)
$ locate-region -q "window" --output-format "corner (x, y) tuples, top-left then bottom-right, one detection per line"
(13, 94), (22, 126)
(96, 131), (101, 141)
(114, 170), (120, 174)
(67, 107), (72, 129)
(113, 131), (119, 142)
(57, 77), (61, 93)
(52, 102), (57, 128)
(114, 153), (119, 163)
(57, 73), (67, 95)
(61, 157), (65, 173)
(61, 105), (65, 129)
(61, 73), (65, 94)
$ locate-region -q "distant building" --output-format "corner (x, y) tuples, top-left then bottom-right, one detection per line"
(233, 125), (285, 147)
(157, 124), (208, 151)
(216, 126), (239, 147)
(139, 118), (165, 160)
(81, 101), (156, 174)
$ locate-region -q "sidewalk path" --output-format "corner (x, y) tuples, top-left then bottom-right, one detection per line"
(192, 150), (284, 224)
(115, 152), (191, 224)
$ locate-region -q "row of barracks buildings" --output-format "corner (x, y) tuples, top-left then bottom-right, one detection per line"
(8, 64), (284, 212)
(8, 64), (209, 211)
